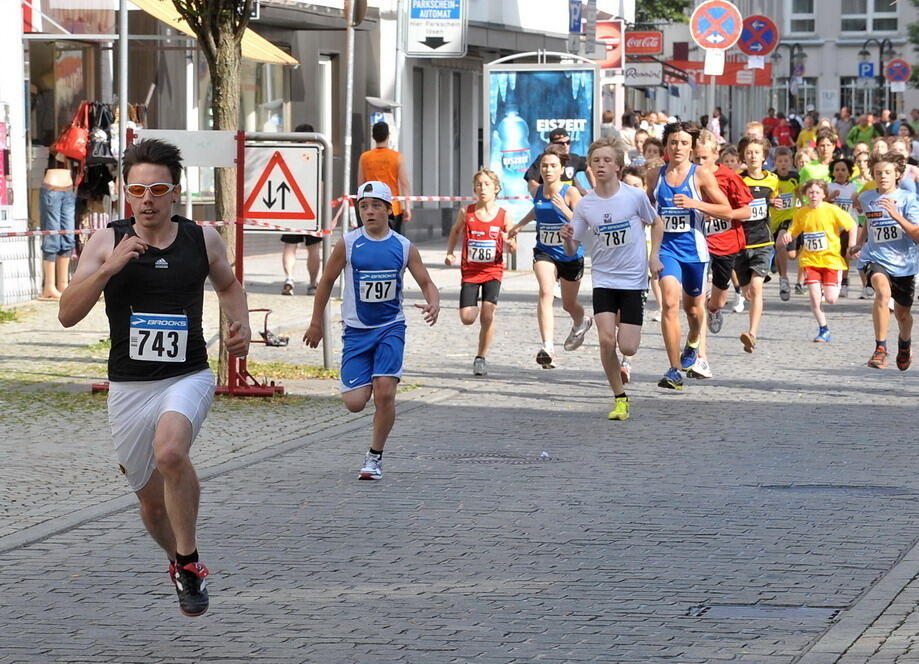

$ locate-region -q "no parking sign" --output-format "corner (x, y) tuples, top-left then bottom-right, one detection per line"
(885, 59), (912, 93)
(690, 0), (743, 76)
(738, 15), (778, 56)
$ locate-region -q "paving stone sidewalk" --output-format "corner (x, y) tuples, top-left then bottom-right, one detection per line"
(1, 236), (919, 662)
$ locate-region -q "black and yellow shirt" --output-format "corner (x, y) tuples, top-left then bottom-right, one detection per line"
(771, 171), (798, 232)
(740, 170), (780, 248)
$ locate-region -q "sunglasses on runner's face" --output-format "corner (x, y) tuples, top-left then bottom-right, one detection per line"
(552, 139), (570, 145)
(125, 183), (177, 197)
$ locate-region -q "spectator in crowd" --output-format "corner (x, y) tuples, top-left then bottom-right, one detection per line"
(796, 115), (817, 150)
(630, 129), (650, 166)
(524, 127), (594, 196)
(600, 110), (621, 140)
(846, 114), (880, 151)
(772, 113), (794, 148)
(761, 108), (779, 142)
(708, 108), (726, 144)
(280, 123), (322, 296)
(875, 109), (895, 136)
(834, 106), (854, 150)
(357, 121), (412, 233)
(620, 112), (638, 151)
(896, 122), (919, 163)
(744, 121), (765, 139)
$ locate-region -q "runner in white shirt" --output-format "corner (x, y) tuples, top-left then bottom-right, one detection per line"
(561, 137), (664, 421)
(827, 158), (859, 297)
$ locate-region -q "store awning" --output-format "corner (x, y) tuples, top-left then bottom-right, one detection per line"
(130, 0), (299, 66)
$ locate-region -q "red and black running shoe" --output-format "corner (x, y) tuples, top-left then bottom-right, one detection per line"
(896, 343), (912, 372)
(174, 562), (209, 617)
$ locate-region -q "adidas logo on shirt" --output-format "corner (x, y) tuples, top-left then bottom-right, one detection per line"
(155, 258), (169, 269)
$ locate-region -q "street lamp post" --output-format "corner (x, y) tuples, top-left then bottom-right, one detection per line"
(859, 38), (896, 113)
(772, 43), (807, 115)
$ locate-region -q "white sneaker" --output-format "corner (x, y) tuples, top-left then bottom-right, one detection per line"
(358, 452), (383, 480)
(687, 356), (712, 379)
(564, 316), (593, 351)
(732, 292), (745, 313)
(840, 284), (849, 298)
(473, 356), (487, 376)
(651, 309), (662, 322)
(889, 297), (896, 311)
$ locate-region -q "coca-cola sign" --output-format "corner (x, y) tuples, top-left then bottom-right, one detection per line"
(625, 31), (664, 55)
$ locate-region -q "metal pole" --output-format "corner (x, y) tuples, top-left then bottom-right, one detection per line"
(117, 0), (128, 217)
(335, 1), (356, 303)
(343, 1), (355, 219)
(394, 0), (404, 139)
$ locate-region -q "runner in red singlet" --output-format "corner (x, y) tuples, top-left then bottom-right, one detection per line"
(445, 169), (516, 376)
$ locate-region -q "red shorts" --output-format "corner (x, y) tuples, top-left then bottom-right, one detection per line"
(804, 266), (840, 287)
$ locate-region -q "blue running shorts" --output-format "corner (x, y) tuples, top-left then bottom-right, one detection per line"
(659, 251), (708, 297)
(340, 321), (406, 392)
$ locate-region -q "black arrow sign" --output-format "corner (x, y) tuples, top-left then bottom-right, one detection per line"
(420, 36), (449, 50)
(276, 182), (290, 209)
(262, 181), (291, 209)
(262, 182), (276, 209)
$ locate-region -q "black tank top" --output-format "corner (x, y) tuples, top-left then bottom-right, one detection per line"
(104, 215), (210, 381)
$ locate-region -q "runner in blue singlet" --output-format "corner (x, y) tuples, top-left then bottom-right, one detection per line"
(646, 122), (731, 390)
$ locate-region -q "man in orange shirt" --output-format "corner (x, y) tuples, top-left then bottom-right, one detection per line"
(357, 122), (412, 233)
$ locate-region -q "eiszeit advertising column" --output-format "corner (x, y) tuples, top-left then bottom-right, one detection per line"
(483, 58), (600, 269)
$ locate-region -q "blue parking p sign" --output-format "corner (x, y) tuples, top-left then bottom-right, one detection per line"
(858, 62), (875, 78)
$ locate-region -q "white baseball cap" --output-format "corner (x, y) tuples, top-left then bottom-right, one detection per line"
(356, 181), (393, 204)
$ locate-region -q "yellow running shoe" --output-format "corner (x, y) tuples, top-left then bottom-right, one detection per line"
(608, 396), (630, 421)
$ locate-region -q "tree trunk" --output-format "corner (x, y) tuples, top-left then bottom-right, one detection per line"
(209, 25), (241, 386)
(171, 0), (250, 387)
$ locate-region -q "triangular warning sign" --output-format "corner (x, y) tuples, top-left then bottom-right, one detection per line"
(243, 151), (316, 220)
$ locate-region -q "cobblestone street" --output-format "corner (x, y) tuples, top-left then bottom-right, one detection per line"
(2, 239), (919, 663)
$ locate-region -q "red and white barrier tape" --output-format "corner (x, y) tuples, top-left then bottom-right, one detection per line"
(331, 194), (533, 206)
(2, 192), (526, 238)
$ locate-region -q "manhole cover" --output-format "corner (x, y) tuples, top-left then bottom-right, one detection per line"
(688, 604), (838, 621)
(759, 484), (918, 497)
(420, 452), (561, 465)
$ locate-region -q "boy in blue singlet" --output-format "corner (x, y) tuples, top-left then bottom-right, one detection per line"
(646, 122), (732, 390)
(304, 181), (440, 480)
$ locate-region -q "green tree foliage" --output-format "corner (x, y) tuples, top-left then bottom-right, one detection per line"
(634, 0), (691, 26)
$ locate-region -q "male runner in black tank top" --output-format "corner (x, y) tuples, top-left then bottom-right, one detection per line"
(59, 139), (251, 617)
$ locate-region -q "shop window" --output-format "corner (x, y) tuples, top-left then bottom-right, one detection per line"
(240, 61), (288, 133)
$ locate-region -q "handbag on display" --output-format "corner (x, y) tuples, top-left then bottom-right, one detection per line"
(86, 102), (116, 165)
(51, 102), (90, 162)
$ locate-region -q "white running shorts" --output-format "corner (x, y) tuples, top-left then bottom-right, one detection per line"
(107, 368), (215, 491)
